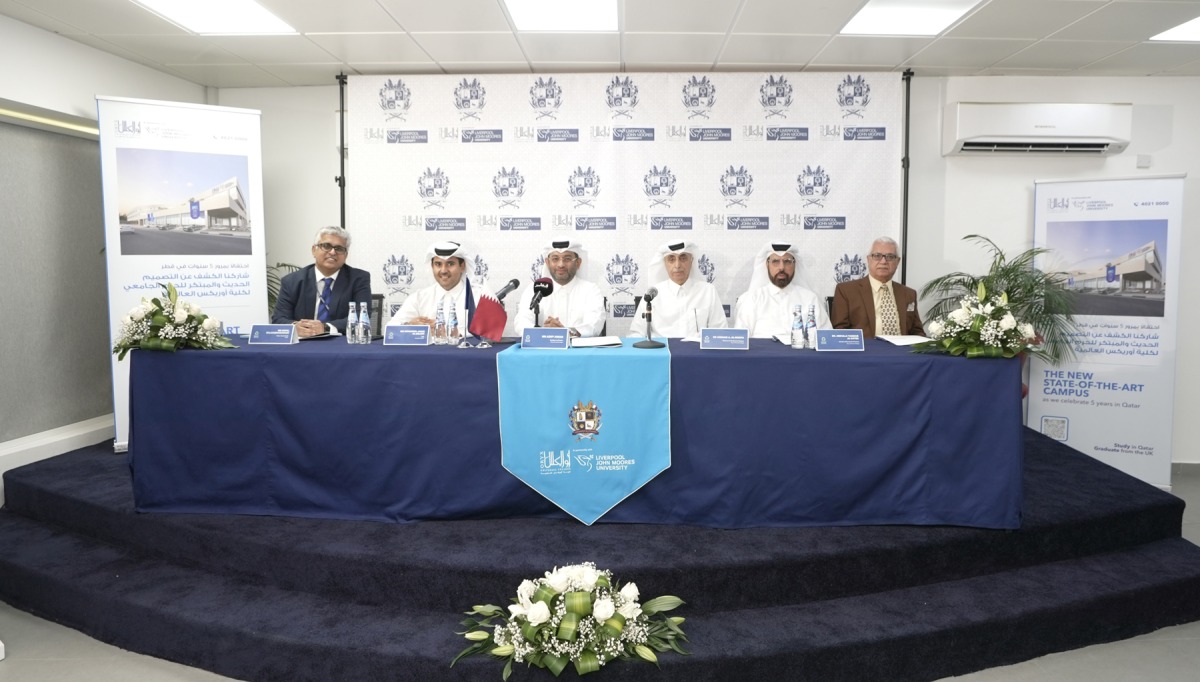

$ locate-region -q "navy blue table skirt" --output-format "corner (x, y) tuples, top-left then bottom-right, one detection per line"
(128, 338), (1022, 529)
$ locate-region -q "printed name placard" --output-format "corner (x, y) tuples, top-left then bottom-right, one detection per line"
(521, 328), (570, 349)
(815, 329), (865, 351)
(383, 325), (431, 346)
(700, 328), (750, 350)
(248, 324), (297, 345)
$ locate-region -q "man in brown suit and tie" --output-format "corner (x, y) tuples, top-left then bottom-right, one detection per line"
(831, 236), (924, 339)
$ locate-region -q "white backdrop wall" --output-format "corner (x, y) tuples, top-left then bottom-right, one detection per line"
(222, 74), (1199, 462)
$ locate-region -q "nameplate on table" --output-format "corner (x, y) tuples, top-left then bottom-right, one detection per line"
(383, 325), (431, 346)
(248, 324), (297, 345)
(521, 328), (570, 350)
(815, 329), (865, 351)
(700, 328), (750, 350)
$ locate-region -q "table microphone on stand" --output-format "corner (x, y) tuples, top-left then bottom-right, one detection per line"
(529, 277), (553, 327)
(634, 287), (666, 349)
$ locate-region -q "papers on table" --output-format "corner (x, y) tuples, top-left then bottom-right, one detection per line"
(571, 335), (623, 348)
(878, 335), (928, 346)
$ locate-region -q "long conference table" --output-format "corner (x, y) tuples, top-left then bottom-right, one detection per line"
(128, 338), (1023, 529)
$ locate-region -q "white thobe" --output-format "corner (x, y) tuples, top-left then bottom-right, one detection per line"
(388, 279), (495, 331)
(628, 278), (727, 338)
(734, 283), (830, 339)
(514, 278), (607, 337)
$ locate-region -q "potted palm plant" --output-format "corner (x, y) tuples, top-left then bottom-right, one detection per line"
(915, 235), (1076, 364)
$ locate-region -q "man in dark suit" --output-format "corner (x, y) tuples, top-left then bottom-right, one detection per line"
(272, 226), (372, 337)
(831, 236), (924, 339)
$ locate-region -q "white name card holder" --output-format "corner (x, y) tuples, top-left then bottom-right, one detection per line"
(700, 328), (750, 350)
(383, 325), (431, 346)
(815, 329), (865, 351)
(521, 328), (570, 350)
(249, 324), (297, 345)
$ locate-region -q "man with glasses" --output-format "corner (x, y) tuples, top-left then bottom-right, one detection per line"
(734, 242), (830, 338)
(272, 226), (371, 338)
(831, 236), (924, 338)
(628, 240), (727, 339)
(514, 240), (607, 338)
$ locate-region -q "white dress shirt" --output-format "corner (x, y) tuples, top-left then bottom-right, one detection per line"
(628, 278), (727, 338)
(733, 282), (831, 339)
(389, 278), (495, 331)
(513, 277), (607, 337)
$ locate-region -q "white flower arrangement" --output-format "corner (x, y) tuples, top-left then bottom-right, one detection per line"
(452, 562), (688, 679)
(914, 282), (1039, 359)
(113, 282), (235, 360)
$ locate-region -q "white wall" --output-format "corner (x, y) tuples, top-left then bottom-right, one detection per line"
(907, 76), (1199, 464)
(0, 14), (204, 119)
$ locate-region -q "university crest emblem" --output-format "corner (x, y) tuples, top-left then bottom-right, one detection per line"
(797, 165), (831, 208)
(682, 76), (716, 119)
(418, 167), (450, 209)
(605, 254), (639, 296)
(568, 166), (600, 208)
(453, 78), (486, 121)
(383, 254), (415, 296)
(606, 76), (639, 119)
(837, 75), (871, 118)
(643, 165), (677, 208)
(760, 75), (792, 119)
(379, 78), (411, 121)
(569, 400), (602, 440)
(530, 77), (563, 119)
(834, 253), (868, 283)
(493, 167), (525, 209)
(720, 165), (754, 208)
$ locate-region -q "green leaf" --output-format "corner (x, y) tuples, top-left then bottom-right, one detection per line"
(543, 653), (568, 676)
(641, 596), (684, 615)
(634, 645), (659, 666)
(502, 657), (513, 682)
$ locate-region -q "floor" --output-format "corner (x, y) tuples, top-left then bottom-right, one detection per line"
(1, 464), (1199, 682)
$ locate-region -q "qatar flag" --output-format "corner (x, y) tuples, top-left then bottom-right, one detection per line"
(466, 279), (507, 341)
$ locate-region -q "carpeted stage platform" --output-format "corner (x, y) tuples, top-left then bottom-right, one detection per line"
(2, 428), (1200, 681)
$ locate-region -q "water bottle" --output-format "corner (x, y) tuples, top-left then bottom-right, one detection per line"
(790, 304), (804, 349)
(346, 302), (359, 344)
(358, 301), (371, 343)
(433, 299), (447, 345)
(448, 302), (461, 342)
(805, 304), (817, 349)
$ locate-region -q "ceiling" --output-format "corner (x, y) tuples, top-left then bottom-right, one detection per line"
(3, 0), (1200, 88)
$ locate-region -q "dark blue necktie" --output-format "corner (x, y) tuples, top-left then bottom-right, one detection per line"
(317, 277), (333, 322)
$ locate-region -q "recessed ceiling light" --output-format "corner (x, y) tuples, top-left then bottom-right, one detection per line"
(503, 0), (617, 32)
(131, 0), (296, 35)
(1151, 17), (1200, 42)
(841, 0), (983, 36)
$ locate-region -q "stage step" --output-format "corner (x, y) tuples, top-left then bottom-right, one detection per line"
(2, 508), (1200, 682)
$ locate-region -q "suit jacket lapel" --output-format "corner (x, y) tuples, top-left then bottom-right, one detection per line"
(299, 265), (318, 319)
(857, 278), (876, 335)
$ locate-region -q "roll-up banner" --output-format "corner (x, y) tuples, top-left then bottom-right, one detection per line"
(345, 73), (904, 337)
(97, 97), (268, 450)
(1029, 175), (1184, 487)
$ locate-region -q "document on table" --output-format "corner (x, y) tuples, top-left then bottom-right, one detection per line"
(878, 335), (928, 346)
(571, 336), (624, 348)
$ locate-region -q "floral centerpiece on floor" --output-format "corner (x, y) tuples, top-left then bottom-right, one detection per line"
(112, 282), (234, 360)
(915, 235), (1076, 364)
(452, 562), (688, 679)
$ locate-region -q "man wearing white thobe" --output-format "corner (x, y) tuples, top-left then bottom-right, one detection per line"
(628, 240), (727, 339)
(734, 242), (830, 339)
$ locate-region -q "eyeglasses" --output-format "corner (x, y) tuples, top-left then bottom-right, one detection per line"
(766, 258), (796, 267)
(316, 242), (348, 255)
(547, 255), (578, 265)
(868, 253), (900, 263)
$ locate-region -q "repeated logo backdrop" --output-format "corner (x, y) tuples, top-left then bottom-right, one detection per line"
(347, 73), (903, 336)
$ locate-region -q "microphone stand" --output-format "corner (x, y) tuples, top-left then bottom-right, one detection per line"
(634, 297), (665, 349)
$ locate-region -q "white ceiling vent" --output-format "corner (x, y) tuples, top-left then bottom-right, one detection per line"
(943, 102), (1132, 156)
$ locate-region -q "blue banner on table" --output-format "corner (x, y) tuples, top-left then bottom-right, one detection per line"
(497, 340), (671, 524)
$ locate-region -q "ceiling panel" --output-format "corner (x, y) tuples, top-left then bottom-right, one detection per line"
(257, 63), (356, 87)
(2, 0), (1200, 88)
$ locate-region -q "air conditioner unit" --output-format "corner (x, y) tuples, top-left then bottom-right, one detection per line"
(943, 102), (1132, 156)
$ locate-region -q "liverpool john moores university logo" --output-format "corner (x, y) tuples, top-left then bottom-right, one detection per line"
(699, 254), (716, 284)
(606, 254), (640, 296)
(606, 76), (639, 119)
(530, 77), (563, 120)
(838, 75), (871, 119)
(797, 165), (831, 208)
(760, 75), (793, 119)
(418, 167), (450, 209)
(644, 165), (677, 208)
(453, 77), (486, 121)
(379, 78), (411, 121)
(493, 167), (525, 209)
(683, 76), (716, 119)
(383, 254), (416, 296)
(720, 165), (754, 208)
(835, 253), (868, 283)
(569, 400), (602, 441)
(568, 166), (600, 209)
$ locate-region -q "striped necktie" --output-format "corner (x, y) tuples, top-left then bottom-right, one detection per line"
(317, 277), (333, 322)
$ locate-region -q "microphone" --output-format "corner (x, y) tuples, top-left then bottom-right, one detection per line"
(529, 277), (554, 310)
(494, 278), (521, 302)
(634, 286), (666, 349)
(643, 287), (659, 304)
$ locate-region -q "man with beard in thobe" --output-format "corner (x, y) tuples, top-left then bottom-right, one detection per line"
(514, 240), (608, 338)
(733, 242), (830, 339)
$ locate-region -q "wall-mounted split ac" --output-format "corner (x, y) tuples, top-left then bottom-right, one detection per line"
(943, 102), (1132, 156)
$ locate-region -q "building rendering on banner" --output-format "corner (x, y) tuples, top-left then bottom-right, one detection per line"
(121, 177), (249, 233)
(1066, 241), (1164, 296)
